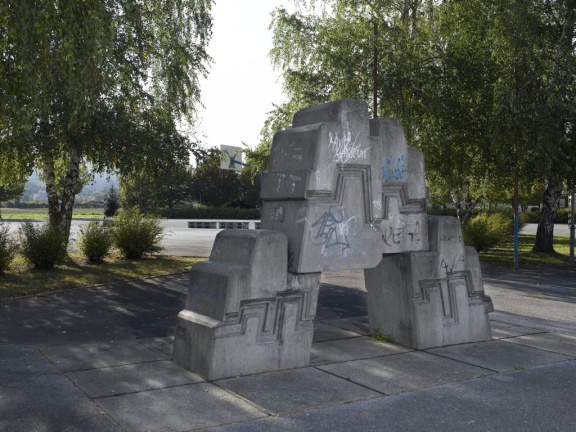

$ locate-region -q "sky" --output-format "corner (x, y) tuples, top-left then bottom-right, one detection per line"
(194, 1), (295, 151)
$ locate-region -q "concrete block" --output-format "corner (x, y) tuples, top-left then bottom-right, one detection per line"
(365, 248), (493, 349)
(173, 229), (321, 380)
(175, 98), (495, 380)
(261, 100), (384, 273)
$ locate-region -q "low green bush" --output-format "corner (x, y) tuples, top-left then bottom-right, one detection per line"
(462, 212), (511, 252)
(77, 221), (114, 263)
(18, 221), (67, 269)
(520, 210), (541, 224)
(113, 207), (163, 259)
(0, 223), (18, 274)
(555, 208), (571, 224)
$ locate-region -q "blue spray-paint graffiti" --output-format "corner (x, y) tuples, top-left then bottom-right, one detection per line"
(382, 154), (408, 182)
(310, 206), (351, 250)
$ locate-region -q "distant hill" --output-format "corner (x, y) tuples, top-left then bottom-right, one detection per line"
(21, 171), (119, 204)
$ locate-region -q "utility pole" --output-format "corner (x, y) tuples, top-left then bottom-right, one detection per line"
(373, 21), (378, 119)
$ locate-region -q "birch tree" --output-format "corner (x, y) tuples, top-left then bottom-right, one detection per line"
(0, 0), (212, 241)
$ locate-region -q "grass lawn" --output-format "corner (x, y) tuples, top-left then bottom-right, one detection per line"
(0, 254), (203, 300)
(0, 207), (104, 220)
(480, 234), (575, 266)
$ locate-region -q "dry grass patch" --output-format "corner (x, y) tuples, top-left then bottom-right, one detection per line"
(0, 253), (203, 300)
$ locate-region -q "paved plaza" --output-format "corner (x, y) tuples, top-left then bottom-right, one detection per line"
(1, 254), (575, 431)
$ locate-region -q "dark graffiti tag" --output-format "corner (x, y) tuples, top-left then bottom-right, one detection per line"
(382, 222), (422, 247)
(311, 206), (351, 250)
(383, 227), (403, 246)
(440, 255), (465, 273)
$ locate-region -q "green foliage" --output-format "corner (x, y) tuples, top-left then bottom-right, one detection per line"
(120, 164), (194, 213)
(160, 205), (261, 220)
(462, 212), (512, 253)
(554, 208), (572, 224)
(371, 329), (393, 344)
(191, 154), (243, 207)
(0, 0), (213, 240)
(103, 186), (121, 218)
(18, 221), (67, 269)
(77, 221), (114, 263)
(113, 208), (163, 259)
(266, 0), (576, 217)
(0, 178), (26, 205)
(0, 223), (18, 274)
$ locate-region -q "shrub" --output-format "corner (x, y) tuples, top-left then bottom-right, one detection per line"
(77, 221), (114, 263)
(520, 210), (541, 224)
(103, 186), (121, 218)
(462, 212), (511, 253)
(113, 207), (164, 259)
(18, 221), (67, 269)
(0, 223), (18, 274)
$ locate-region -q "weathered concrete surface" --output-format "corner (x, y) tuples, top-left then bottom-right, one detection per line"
(261, 100), (385, 273)
(173, 230), (320, 380)
(175, 99), (491, 378)
(365, 217), (493, 349)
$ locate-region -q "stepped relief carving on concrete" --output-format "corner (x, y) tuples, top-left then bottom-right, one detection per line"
(174, 99), (493, 380)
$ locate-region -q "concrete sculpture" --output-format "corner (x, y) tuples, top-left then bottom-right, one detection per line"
(173, 99), (493, 380)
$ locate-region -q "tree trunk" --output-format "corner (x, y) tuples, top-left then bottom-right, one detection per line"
(43, 148), (81, 244)
(532, 182), (562, 254)
(59, 148), (80, 243)
(43, 153), (62, 228)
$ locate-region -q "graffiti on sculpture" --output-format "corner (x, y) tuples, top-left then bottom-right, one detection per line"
(174, 99), (493, 381)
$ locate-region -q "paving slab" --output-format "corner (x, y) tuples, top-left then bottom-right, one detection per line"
(137, 336), (175, 359)
(41, 341), (164, 372)
(67, 360), (204, 398)
(503, 332), (576, 357)
(489, 320), (546, 339)
(312, 321), (363, 343)
(310, 336), (411, 365)
(0, 370), (122, 432)
(319, 316), (371, 335)
(96, 382), (266, 432)
(208, 360), (576, 432)
(315, 285), (368, 320)
(428, 339), (574, 373)
(318, 351), (493, 395)
(217, 367), (380, 414)
(0, 276), (187, 347)
(0, 345), (58, 374)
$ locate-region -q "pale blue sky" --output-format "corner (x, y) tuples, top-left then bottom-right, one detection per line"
(196, 1), (295, 150)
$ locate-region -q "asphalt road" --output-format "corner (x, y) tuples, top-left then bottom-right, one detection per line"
(2, 221), (574, 258)
(2, 219), (220, 257)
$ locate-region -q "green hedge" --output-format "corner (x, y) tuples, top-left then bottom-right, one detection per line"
(462, 213), (509, 252)
(519, 207), (571, 224)
(160, 205), (261, 220)
(428, 206), (572, 225)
